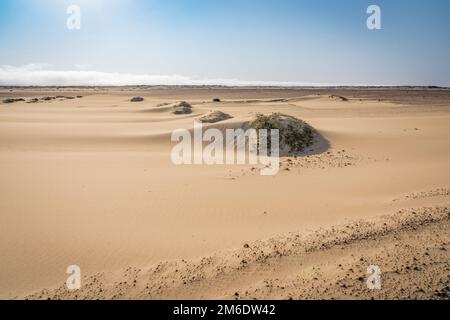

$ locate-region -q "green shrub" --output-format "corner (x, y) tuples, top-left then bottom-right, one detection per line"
(250, 113), (315, 154)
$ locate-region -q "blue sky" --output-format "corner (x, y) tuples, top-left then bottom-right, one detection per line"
(0, 0), (449, 86)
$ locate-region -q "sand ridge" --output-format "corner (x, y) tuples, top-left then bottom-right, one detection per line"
(22, 205), (450, 300)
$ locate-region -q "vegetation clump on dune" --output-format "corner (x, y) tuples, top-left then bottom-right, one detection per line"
(172, 101), (193, 115)
(329, 95), (348, 102)
(199, 111), (232, 123)
(2, 98), (25, 104)
(250, 113), (316, 154)
(131, 96), (144, 102)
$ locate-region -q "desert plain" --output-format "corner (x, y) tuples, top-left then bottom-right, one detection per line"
(0, 87), (449, 300)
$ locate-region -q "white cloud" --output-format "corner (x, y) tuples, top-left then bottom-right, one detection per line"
(0, 64), (337, 87)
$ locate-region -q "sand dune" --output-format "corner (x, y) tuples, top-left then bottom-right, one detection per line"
(0, 87), (449, 299)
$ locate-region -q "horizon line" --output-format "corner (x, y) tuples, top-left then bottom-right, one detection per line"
(1, 85), (449, 89)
